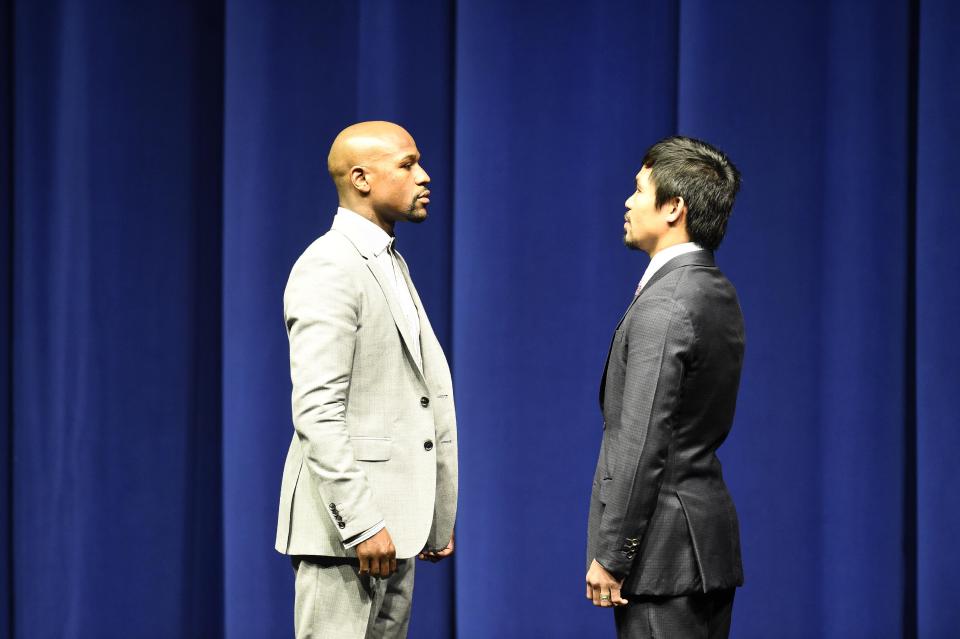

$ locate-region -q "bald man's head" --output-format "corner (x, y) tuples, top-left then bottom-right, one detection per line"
(327, 121), (432, 233)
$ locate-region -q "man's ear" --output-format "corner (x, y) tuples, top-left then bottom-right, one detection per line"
(350, 166), (371, 194)
(665, 196), (685, 225)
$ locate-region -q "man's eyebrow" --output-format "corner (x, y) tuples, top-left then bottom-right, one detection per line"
(399, 153), (419, 163)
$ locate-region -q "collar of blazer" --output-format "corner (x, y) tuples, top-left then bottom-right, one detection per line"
(332, 225), (428, 383)
(599, 249), (716, 411)
(616, 249), (716, 331)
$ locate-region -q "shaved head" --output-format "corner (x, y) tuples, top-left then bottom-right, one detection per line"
(328, 121), (414, 195)
(327, 121), (431, 234)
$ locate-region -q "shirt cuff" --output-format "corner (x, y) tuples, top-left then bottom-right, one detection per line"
(343, 520), (385, 549)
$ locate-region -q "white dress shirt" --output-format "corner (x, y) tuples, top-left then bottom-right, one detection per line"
(636, 242), (704, 295)
(331, 207), (423, 548)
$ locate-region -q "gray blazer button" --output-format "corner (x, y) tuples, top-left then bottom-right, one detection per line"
(329, 503), (336, 511)
(420, 397), (430, 407)
(423, 440), (434, 451)
(337, 521), (346, 529)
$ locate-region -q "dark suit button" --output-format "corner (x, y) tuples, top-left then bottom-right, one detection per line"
(329, 503), (336, 511)
(424, 440), (434, 451)
(336, 515), (343, 522)
(420, 397), (430, 407)
(338, 521), (346, 529)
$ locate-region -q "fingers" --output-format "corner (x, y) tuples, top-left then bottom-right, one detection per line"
(591, 586), (618, 608)
(416, 544), (453, 563)
(611, 585), (628, 606)
(356, 529), (398, 577)
(369, 551), (398, 578)
(585, 582), (628, 608)
(376, 547), (396, 577)
(383, 539), (396, 577)
(585, 559), (627, 609)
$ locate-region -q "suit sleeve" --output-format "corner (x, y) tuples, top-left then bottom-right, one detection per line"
(594, 296), (693, 578)
(284, 251), (383, 544)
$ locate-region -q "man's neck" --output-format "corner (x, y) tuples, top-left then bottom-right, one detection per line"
(647, 235), (692, 259)
(339, 202), (395, 236)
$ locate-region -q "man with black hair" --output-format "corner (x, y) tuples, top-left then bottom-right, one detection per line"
(585, 136), (745, 638)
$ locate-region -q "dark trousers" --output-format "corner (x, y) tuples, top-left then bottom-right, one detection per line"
(614, 589), (735, 639)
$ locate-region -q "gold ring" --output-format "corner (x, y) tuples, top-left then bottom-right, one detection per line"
(599, 594), (610, 601)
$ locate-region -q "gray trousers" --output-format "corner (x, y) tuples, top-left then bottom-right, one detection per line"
(292, 556), (415, 639)
(613, 589), (735, 639)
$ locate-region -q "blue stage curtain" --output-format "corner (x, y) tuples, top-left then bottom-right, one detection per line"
(1, 0), (12, 633)
(1, 1), (958, 638)
(916, 1), (960, 637)
(6, 1), (225, 637)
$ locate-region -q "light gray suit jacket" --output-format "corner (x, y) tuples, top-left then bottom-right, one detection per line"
(276, 220), (458, 559)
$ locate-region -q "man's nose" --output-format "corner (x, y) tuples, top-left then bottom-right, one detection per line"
(417, 166), (431, 184)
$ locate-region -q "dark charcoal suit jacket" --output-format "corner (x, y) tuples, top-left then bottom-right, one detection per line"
(587, 250), (745, 596)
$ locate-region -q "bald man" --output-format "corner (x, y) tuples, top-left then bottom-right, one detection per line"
(275, 121), (458, 638)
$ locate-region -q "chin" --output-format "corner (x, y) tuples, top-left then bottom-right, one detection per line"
(405, 208), (428, 224)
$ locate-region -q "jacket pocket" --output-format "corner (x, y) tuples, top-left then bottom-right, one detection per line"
(675, 490), (707, 587)
(349, 436), (392, 461)
(598, 477), (613, 504)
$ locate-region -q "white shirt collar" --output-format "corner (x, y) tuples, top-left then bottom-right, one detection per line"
(331, 207), (393, 257)
(638, 242), (704, 292)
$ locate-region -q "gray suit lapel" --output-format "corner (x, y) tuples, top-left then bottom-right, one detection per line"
(394, 252), (428, 333)
(364, 259), (426, 381)
(332, 227), (426, 382)
(394, 252), (440, 370)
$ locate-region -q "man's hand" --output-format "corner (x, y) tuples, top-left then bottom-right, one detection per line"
(585, 559), (628, 608)
(418, 532), (455, 563)
(356, 528), (397, 578)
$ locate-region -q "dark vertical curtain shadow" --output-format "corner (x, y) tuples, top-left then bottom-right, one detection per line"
(1, 0), (13, 635)
(916, 1), (960, 636)
(903, 2), (921, 637)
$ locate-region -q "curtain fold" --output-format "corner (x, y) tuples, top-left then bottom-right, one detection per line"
(916, 1), (960, 636)
(1, 1), (958, 637)
(7, 2), (225, 636)
(1, 0), (13, 634)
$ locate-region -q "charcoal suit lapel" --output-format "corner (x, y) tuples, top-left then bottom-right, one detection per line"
(598, 250), (716, 411)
